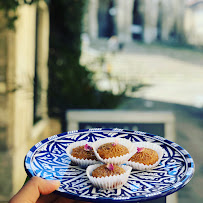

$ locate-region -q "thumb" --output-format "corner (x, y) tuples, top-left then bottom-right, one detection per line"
(9, 176), (60, 203)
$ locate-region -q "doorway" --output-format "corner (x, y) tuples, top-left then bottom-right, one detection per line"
(132, 0), (143, 40)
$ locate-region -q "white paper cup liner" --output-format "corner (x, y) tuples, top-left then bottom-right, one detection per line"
(66, 140), (100, 168)
(126, 142), (164, 170)
(86, 164), (132, 189)
(92, 138), (137, 165)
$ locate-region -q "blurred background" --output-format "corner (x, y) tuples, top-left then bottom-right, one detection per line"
(0, 0), (202, 202)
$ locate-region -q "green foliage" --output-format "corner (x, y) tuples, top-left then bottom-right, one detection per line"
(0, 0), (19, 30)
(0, 0), (39, 30)
(48, 0), (124, 119)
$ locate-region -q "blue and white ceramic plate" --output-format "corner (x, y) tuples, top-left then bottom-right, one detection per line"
(24, 128), (195, 202)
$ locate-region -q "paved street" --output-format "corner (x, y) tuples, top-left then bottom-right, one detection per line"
(82, 41), (203, 107)
(108, 42), (203, 108)
(81, 41), (203, 203)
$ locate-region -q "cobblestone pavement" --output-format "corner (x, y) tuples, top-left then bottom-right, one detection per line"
(81, 41), (203, 203)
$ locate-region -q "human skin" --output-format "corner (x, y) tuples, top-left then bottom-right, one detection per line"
(8, 176), (79, 203)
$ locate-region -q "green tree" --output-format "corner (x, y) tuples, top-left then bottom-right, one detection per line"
(48, 0), (124, 127)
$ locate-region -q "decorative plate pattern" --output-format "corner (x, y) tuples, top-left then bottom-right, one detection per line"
(24, 128), (195, 202)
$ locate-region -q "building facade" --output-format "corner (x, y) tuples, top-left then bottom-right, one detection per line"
(0, 1), (61, 201)
(86, 0), (203, 46)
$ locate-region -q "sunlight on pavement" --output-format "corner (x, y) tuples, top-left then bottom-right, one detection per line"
(81, 43), (203, 108)
(110, 52), (203, 107)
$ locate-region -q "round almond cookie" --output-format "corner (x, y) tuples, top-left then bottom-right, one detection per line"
(66, 140), (99, 168)
(92, 137), (136, 165)
(126, 142), (164, 170)
(86, 164), (132, 189)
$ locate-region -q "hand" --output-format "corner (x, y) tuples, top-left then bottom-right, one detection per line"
(9, 176), (76, 203)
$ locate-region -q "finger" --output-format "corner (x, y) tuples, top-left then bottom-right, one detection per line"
(9, 176), (60, 203)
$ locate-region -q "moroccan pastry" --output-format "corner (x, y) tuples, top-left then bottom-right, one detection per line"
(126, 142), (164, 170)
(92, 164), (125, 178)
(92, 137), (136, 165)
(66, 141), (99, 168)
(97, 142), (129, 159)
(86, 164), (132, 189)
(129, 147), (159, 165)
(71, 144), (97, 160)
